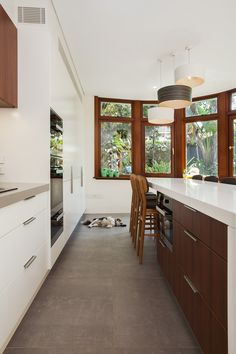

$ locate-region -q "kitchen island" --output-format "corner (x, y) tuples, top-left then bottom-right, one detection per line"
(149, 178), (236, 354)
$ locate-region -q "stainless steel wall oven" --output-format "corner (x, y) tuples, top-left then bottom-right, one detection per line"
(50, 110), (63, 246)
(156, 192), (173, 251)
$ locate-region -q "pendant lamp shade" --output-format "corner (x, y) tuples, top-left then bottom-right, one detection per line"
(148, 106), (174, 124)
(158, 85), (192, 109)
(175, 63), (205, 88)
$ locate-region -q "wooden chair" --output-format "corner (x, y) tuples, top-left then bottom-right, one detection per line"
(204, 176), (219, 182)
(136, 175), (160, 264)
(129, 174), (157, 247)
(129, 174), (138, 239)
(220, 177), (236, 185)
(192, 174), (203, 180)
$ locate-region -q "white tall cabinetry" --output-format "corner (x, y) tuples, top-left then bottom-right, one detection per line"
(49, 27), (85, 265)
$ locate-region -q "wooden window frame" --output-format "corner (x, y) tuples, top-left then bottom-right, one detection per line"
(95, 89), (236, 179)
(94, 97), (174, 179)
(177, 92), (230, 178)
(141, 110), (174, 177)
(94, 97), (134, 179)
(185, 93), (219, 120)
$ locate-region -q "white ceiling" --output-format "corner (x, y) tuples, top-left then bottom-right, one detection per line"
(52, 0), (236, 100)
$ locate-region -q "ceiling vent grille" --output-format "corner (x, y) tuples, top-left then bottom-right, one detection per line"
(18, 7), (46, 24)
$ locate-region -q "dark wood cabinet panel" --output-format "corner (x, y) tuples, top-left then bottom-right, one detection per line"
(156, 237), (174, 286)
(0, 5), (17, 108)
(173, 200), (227, 260)
(176, 263), (227, 354)
(173, 219), (227, 328)
(157, 199), (229, 354)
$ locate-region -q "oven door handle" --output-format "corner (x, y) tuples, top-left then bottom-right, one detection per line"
(156, 205), (166, 216)
(56, 212), (64, 222)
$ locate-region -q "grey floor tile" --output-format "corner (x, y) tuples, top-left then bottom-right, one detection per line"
(5, 213), (201, 354)
(50, 259), (113, 279)
(159, 349), (202, 354)
(113, 349), (163, 354)
(23, 297), (113, 326)
(8, 323), (113, 348)
(5, 349), (113, 354)
(35, 277), (113, 301)
(112, 262), (162, 279)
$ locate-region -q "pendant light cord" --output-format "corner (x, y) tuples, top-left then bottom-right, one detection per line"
(185, 46), (191, 64)
(158, 59), (162, 87)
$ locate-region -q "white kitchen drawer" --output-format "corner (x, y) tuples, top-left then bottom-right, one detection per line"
(0, 209), (49, 295)
(0, 243), (48, 351)
(0, 192), (48, 239)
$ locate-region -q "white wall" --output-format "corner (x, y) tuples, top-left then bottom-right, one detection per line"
(84, 95), (132, 214)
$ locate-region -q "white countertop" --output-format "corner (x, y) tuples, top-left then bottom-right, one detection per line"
(0, 182), (49, 209)
(148, 178), (236, 228)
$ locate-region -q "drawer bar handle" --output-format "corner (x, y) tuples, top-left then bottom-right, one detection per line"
(24, 195), (36, 201)
(24, 255), (37, 269)
(184, 204), (197, 213)
(184, 230), (197, 242)
(184, 275), (198, 294)
(23, 216), (36, 226)
(159, 239), (166, 248)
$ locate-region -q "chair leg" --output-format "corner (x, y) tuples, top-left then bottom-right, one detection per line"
(139, 232), (145, 264)
(137, 211), (145, 257)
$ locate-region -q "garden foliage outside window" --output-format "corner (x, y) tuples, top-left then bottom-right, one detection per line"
(145, 126), (171, 173)
(98, 99), (133, 178)
(101, 122), (132, 177)
(185, 96), (218, 176)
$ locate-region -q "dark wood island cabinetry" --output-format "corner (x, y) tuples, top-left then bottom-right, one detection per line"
(157, 199), (228, 354)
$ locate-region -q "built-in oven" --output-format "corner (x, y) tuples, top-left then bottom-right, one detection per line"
(156, 192), (173, 251)
(50, 110), (63, 246)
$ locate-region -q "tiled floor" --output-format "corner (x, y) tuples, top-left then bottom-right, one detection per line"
(5, 214), (202, 354)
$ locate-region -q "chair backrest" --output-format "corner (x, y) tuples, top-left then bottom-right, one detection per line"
(204, 176), (219, 182)
(130, 174), (136, 193)
(192, 174), (203, 180)
(136, 175), (148, 207)
(130, 174), (139, 204)
(220, 177), (236, 185)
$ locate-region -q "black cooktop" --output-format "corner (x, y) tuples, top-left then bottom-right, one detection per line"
(0, 187), (18, 194)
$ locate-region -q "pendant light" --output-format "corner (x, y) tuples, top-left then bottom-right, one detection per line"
(158, 53), (192, 109)
(175, 47), (205, 88)
(148, 59), (174, 124)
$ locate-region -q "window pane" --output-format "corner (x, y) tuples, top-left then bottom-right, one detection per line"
(100, 101), (132, 117)
(143, 103), (158, 118)
(101, 122), (132, 176)
(145, 126), (171, 173)
(231, 92), (236, 111)
(233, 120), (236, 176)
(186, 120), (218, 176)
(185, 98), (217, 117)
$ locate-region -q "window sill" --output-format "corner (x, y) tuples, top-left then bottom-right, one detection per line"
(93, 176), (130, 180)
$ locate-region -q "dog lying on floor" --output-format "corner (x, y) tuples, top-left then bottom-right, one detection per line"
(81, 216), (126, 228)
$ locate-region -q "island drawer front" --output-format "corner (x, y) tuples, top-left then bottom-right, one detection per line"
(0, 209), (48, 296)
(173, 263), (227, 354)
(173, 219), (227, 329)
(0, 192), (48, 240)
(0, 243), (48, 351)
(156, 237), (175, 287)
(173, 200), (227, 260)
